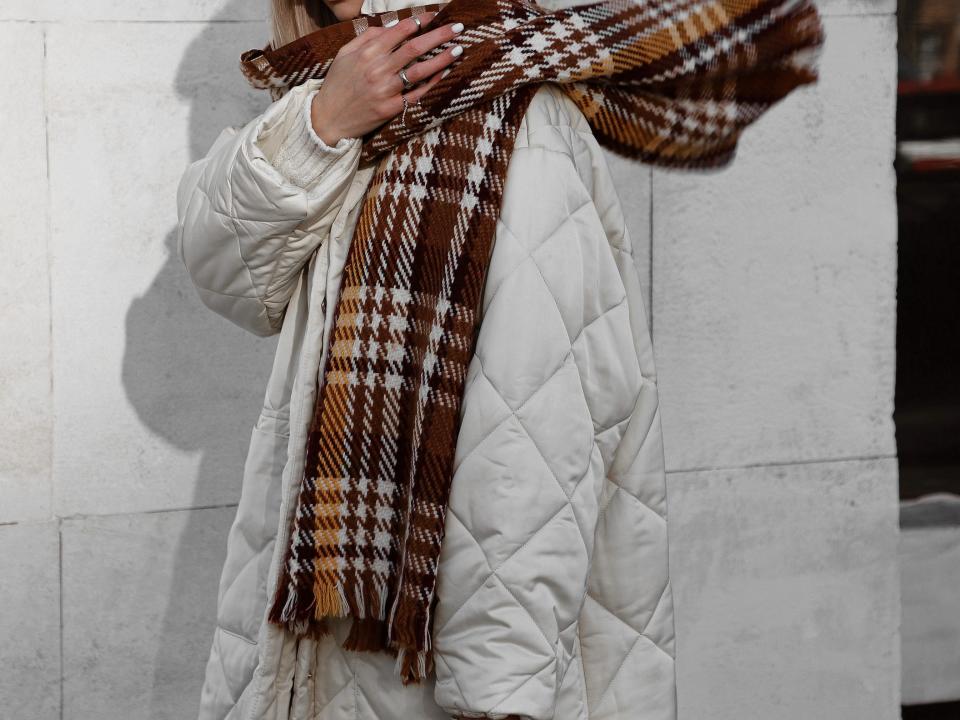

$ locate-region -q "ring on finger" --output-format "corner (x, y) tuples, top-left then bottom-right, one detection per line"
(398, 67), (414, 90)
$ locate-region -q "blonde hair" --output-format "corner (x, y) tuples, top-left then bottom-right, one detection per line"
(271, 0), (340, 48)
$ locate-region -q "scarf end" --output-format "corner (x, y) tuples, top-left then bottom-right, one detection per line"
(267, 590), (333, 640)
(343, 616), (392, 653)
(267, 575), (351, 633)
(396, 647), (434, 686)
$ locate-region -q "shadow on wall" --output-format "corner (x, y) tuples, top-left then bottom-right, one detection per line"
(121, 2), (274, 717)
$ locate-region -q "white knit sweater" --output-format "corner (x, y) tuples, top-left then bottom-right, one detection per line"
(272, 87), (361, 189)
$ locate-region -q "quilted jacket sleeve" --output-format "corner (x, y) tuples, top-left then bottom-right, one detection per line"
(175, 78), (362, 336)
(432, 85), (649, 720)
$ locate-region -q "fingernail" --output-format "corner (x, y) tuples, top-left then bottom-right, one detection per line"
(451, 22), (464, 33)
(441, 68), (451, 78)
(451, 45), (463, 57)
(384, 18), (399, 26)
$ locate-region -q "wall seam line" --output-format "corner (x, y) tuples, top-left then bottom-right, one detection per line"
(58, 502), (241, 523)
(43, 26), (63, 720)
(58, 517), (64, 720)
(667, 452), (898, 475)
(42, 23), (54, 524)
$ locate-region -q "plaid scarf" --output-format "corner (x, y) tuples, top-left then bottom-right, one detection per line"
(242, 0), (823, 684)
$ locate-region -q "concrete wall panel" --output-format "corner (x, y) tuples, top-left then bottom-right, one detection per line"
(0, 522), (61, 720)
(61, 507), (234, 720)
(45, 21), (277, 517)
(652, 15), (898, 472)
(668, 459), (901, 720)
(0, 0), (267, 22)
(0, 24), (53, 524)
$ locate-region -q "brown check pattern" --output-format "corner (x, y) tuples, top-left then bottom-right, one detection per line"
(250, 0), (824, 683)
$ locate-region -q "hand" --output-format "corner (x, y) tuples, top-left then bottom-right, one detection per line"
(310, 13), (464, 146)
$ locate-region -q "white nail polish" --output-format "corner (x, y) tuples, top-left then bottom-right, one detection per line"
(451, 22), (464, 33)
(441, 68), (451, 78)
(451, 45), (463, 57)
(384, 18), (399, 26)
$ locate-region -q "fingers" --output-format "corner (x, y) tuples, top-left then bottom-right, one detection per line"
(364, 11), (437, 55)
(394, 41), (462, 88)
(346, 11), (464, 123)
(402, 66), (448, 105)
(386, 20), (463, 72)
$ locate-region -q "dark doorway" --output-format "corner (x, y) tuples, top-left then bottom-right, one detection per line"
(895, 2), (960, 717)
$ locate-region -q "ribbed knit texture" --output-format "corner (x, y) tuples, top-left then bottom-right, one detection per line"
(272, 88), (360, 189)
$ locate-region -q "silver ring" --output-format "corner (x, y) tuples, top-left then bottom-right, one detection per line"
(398, 67), (413, 90)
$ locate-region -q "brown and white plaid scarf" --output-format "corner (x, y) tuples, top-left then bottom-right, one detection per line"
(242, 0), (824, 683)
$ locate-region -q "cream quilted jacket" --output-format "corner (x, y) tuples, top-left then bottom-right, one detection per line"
(176, 2), (676, 717)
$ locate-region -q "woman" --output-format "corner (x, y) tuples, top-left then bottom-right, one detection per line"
(177, 0), (678, 718)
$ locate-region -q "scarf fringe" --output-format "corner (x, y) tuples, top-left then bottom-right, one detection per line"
(270, 572), (434, 684)
(396, 647), (435, 686)
(298, 616), (332, 640)
(343, 616), (390, 653)
(271, 575), (397, 635)
(312, 580), (350, 617)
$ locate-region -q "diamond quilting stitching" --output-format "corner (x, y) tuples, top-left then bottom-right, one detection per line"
(474, 333), (569, 413)
(527, 233), (628, 349)
(500, 190), (594, 260)
(354, 680), (380, 720)
(602, 474), (667, 522)
(453, 355), (570, 470)
(594, 585), (669, 645)
(565, 295), (629, 364)
(435, 501), (569, 637)
(431, 132), (668, 715)
(444, 506), (495, 576)
(440, 224), (643, 636)
(485, 203), (590, 322)
(588, 488), (669, 643)
(309, 669), (356, 717)
(434, 653), (469, 708)
(592, 634), (642, 712)
(512, 389), (590, 504)
(484, 226), (636, 423)
(580, 592), (673, 713)
(486, 659), (557, 716)
(510, 415), (595, 555)
(593, 407), (634, 438)
(495, 215), (631, 353)
(490, 572), (555, 649)
(211, 634), (240, 706)
(586, 581), (671, 648)
(468, 352), (596, 555)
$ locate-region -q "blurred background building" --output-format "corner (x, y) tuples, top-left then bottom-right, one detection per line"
(896, 1), (960, 718)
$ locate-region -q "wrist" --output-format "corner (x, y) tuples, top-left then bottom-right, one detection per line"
(268, 86), (360, 190)
(310, 88), (348, 147)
